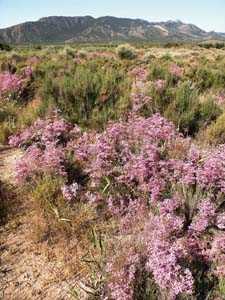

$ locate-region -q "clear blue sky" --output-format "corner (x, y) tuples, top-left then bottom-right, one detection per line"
(0, 0), (225, 32)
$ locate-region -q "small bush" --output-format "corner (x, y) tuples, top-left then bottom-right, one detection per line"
(42, 60), (131, 128)
(116, 44), (137, 60)
(77, 49), (88, 59)
(0, 43), (12, 51)
(0, 181), (17, 225)
(165, 82), (221, 135)
(62, 46), (77, 58)
(143, 51), (156, 62)
(161, 52), (173, 61)
(148, 63), (169, 81)
(195, 67), (225, 91)
(219, 278), (225, 296)
(205, 111), (225, 144)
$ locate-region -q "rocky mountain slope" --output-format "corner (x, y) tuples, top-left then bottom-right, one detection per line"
(0, 16), (224, 44)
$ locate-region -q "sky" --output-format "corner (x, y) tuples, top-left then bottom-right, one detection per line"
(0, 0), (225, 32)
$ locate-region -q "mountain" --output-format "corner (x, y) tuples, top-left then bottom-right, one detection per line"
(0, 16), (224, 44)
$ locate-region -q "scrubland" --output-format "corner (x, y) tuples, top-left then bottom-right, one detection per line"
(1, 43), (225, 299)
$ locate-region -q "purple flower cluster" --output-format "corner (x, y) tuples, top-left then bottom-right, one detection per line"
(144, 207), (194, 299)
(10, 116), (75, 184)
(131, 91), (151, 113)
(103, 246), (141, 300)
(215, 92), (225, 106)
(189, 198), (216, 233)
(61, 182), (79, 201)
(0, 72), (23, 99)
(154, 79), (166, 92)
(15, 143), (66, 183)
(73, 113), (177, 206)
(9, 117), (73, 148)
(130, 67), (149, 82)
(208, 233), (225, 277)
(197, 145), (225, 193)
(11, 110), (225, 298)
(169, 63), (184, 78)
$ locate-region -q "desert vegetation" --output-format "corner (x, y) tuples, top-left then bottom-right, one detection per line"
(1, 43), (225, 299)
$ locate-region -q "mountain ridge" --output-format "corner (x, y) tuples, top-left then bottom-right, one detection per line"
(0, 16), (224, 44)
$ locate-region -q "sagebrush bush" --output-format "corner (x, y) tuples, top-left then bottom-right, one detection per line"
(61, 46), (77, 58)
(77, 49), (88, 59)
(165, 81), (221, 135)
(148, 63), (168, 81)
(205, 111), (225, 144)
(194, 67), (225, 91)
(143, 51), (156, 62)
(42, 60), (131, 128)
(116, 44), (137, 60)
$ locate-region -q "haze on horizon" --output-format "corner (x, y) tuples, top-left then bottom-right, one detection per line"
(0, 0), (225, 33)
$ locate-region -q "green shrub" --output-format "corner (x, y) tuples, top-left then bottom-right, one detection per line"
(62, 46), (77, 58)
(205, 111), (225, 144)
(148, 63), (169, 81)
(140, 83), (172, 117)
(161, 52), (173, 61)
(199, 98), (221, 126)
(165, 82), (221, 136)
(195, 67), (225, 91)
(195, 68), (215, 90)
(143, 51), (156, 62)
(77, 49), (88, 59)
(42, 60), (131, 128)
(0, 43), (12, 51)
(116, 44), (137, 60)
(219, 278), (225, 296)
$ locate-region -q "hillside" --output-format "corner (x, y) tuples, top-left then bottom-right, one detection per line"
(0, 16), (224, 44)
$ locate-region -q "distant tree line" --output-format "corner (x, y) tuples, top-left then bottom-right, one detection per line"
(0, 43), (12, 51)
(198, 42), (225, 49)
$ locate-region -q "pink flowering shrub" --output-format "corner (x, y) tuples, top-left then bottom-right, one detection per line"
(0, 72), (23, 100)
(169, 63), (184, 79)
(105, 249), (142, 300)
(71, 113), (225, 298)
(105, 189), (225, 299)
(14, 143), (66, 183)
(215, 92), (225, 106)
(11, 111), (225, 299)
(61, 182), (79, 201)
(208, 234), (225, 277)
(154, 79), (166, 92)
(189, 198), (216, 233)
(197, 145), (225, 193)
(72, 113), (178, 207)
(9, 116), (81, 188)
(9, 117), (74, 148)
(0, 66), (34, 102)
(130, 67), (149, 82)
(144, 206), (194, 298)
(130, 67), (152, 113)
(131, 92), (151, 113)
